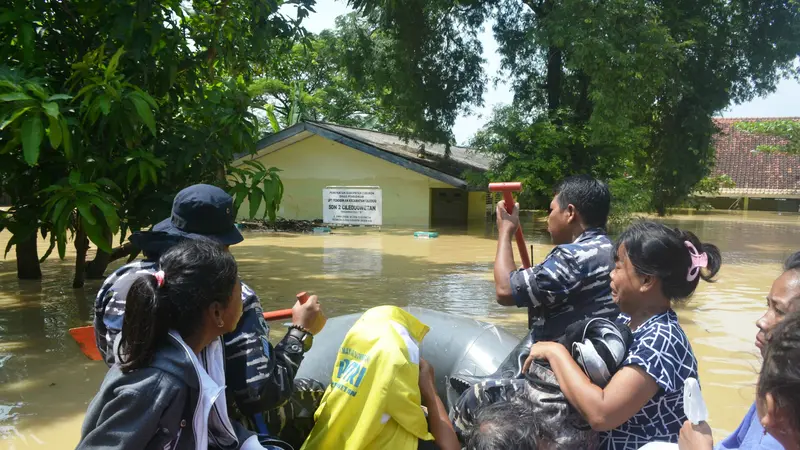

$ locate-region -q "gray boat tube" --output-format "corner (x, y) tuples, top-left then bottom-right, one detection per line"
(294, 306), (521, 409)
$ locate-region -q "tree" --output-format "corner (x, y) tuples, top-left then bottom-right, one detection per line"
(732, 119), (800, 154)
(0, 0), (307, 285)
(353, 0), (800, 213)
(249, 20), (386, 130)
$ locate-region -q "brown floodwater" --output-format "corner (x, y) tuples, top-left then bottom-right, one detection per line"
(1, 210), (798, 448)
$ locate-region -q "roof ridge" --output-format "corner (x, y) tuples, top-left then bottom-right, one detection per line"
(308, 120), (476, 151)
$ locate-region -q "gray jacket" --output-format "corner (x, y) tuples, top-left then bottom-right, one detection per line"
(77, 333), (255, 450)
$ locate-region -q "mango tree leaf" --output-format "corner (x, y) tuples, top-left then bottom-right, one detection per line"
(51, 197), (70, 224)
(76, 198), (96, 225)
(39, 234), (56, 263)
(248, 186), (264, 218)
(47, 94), (73, 102)
(57, 233), (66, 259)
(95, 177), (121, 192)
(24, 82), (47, 100)
(47, 114), (62, 149)
(265, 104), (280, 132)
(0, 92), (33, 102)
(0, 136), (19, 154)
(126, 165), (137, 187)
(0, 106), (32, 130)
(41, 102), (59, 119)
(97, 94), (111, 115)
(138, 161), (148, 189)
(128, 95), (156, 136)
(60, 118), (72, 159)
(89, 196), (120, 233)
(106, 47), (125, 80)
(68, 171), (80, 185)
(21, 116), (43, 165)
(82, 216), (112, 253)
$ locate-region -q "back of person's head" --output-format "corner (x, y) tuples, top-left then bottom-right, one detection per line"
(554, 175), (611, 229)
(464, 401), (540, 450)
(615, 221), (722, 301)
(118, 239), (238, 372)
(758, 309), (800, 439)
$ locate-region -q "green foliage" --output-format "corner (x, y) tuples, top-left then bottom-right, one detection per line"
(357, 0), (800, 214)
(732, 120), (800, 154)
(228, 160), (284, 224)
(0, 0), (305, 282)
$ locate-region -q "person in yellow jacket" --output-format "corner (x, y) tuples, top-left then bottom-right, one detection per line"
(301, 306), (459, 450)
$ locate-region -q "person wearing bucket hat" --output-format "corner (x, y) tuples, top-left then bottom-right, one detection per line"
(93, 184), (327, 447)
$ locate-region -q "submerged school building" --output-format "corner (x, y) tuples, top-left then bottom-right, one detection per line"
(233, 121), (493, 228)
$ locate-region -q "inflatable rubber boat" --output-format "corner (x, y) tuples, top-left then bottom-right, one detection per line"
(294, 307), (522, 408)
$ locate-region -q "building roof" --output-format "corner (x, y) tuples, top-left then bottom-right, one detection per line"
(235, 121), (493, 190)
(711, 117), (800, 197)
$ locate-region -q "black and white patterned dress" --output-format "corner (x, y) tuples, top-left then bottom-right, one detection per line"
(600, 310), (699, 450)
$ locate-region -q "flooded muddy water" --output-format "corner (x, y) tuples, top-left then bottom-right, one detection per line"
(1, 210), (799, 448)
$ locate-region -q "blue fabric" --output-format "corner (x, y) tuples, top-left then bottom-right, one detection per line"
(600, 310), (698, 450)
(715, 403), (783, 450)
(509, 228), (619, 341)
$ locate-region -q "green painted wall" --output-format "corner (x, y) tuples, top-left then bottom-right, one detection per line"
(236, 135), (461, 227)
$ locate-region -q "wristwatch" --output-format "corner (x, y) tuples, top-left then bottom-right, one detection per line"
(288, 324), (313, 352)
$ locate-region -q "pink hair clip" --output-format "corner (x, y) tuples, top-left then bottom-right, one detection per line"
(684, 241), (708, 282)
(153, 270), (165, 288)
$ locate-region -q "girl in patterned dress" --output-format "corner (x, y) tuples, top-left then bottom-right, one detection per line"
(522, 221), (721, 450)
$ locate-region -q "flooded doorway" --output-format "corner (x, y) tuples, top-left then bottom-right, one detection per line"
(430, 188), (467, 227)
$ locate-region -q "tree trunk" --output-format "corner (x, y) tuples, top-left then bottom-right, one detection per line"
(73, 226), (89, 288)
(16, 234), (42, 280)
(85, 227), (113, 280)
(546, 45), (563, 116)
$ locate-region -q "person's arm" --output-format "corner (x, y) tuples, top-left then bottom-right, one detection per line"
(523, 341), (659, 431)
(419, 359), (460, 450)
(678, 420), (714, 450)
(77, 391), (170, 450)
(224, 284), (325, 415)
(494, 200), (520, 306)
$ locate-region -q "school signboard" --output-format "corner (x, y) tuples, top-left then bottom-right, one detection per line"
(323, 186), (382, 226)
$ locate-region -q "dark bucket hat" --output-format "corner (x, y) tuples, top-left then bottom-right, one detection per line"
(151, 184), (243, 246)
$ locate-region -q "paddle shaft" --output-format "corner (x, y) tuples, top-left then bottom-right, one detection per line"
(70, 292), (310, 360)
(501, 191), (532, 269)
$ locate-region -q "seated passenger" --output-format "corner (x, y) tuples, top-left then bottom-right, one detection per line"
(301, 306), (459, 450)
(451, 316), (634, 450)
(463, 402), (542, 450)
(522, 221), (721, 449)
(678, 251), (800, 450)
(78, 240), (276, 449)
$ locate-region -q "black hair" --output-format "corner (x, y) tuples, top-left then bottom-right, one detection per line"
(554, 175), (611, 229)
(464, 401), (540, 450)
(118, 239), (238, 372)
(785, 251), (800, 272)
(758, 309), (800, 434)
(614, 221), (722, 301)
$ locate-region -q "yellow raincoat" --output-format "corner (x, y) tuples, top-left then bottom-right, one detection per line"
(301, 306), (435, 450)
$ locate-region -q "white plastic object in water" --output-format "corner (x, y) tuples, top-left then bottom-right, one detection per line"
(637, 443), (678, 449)
(683, 377), (709, 425)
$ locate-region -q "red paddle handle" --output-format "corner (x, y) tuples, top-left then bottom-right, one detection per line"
(262, 292), (309, 321)
(501, 192), (532, 269)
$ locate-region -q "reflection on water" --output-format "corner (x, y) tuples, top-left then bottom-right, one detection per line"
(1, 210), (799, 448)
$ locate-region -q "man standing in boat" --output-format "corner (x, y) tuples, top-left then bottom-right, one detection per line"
(493, 175), (619, 341)
(93, 183), (326, 447)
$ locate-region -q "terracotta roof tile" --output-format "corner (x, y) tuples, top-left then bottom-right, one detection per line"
(711, 117), (800, 195)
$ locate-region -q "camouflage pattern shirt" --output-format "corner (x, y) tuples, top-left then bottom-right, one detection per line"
(94, 260), (306, 419)
(509, 228), (619, 341)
